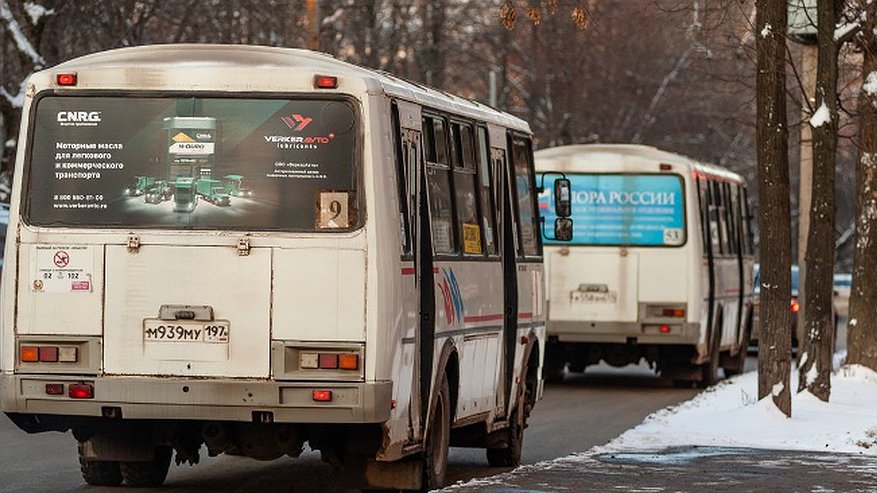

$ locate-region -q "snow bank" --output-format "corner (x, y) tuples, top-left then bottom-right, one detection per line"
(596, 364), (877, 455)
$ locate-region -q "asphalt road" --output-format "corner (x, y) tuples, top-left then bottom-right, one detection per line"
(0, 363), (701, 493)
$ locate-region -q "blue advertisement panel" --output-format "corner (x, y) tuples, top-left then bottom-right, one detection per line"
(539, 173), (686, 246)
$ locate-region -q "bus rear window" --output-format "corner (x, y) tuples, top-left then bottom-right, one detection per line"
(25, 95), (358, 231)
(539, 173), (686, 247)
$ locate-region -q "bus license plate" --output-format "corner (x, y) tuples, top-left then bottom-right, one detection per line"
(143, 320), (230, 343)
(571, 291), (618, 304)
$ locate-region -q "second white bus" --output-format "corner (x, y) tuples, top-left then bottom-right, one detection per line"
(536, 144), (756, 386)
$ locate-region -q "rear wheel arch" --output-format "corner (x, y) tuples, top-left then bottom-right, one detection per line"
(431, 339), (459, 425)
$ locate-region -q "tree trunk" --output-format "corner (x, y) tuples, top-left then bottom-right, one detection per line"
(798, 0), (839, 401)
(847, 2), (877, 370)
(755, 0), (792, 416)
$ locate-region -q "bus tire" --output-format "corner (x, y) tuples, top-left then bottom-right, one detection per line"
(486, 390), (529, 467)
(423, 374), (451, 490)
(78, 444), (123, 486)
(723, 317), (751, 377)
(119, 446), (173, 487)
(700, 323), (722, 388)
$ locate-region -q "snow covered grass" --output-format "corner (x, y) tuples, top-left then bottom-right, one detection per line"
(596, 362), (877, 455)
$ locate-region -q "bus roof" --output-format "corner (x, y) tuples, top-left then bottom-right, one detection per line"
(47, 44), (529, 133)
(533, 144), (745, 184)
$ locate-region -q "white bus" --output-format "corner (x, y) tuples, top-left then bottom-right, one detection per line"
(0, 45), (570, 490)
(536, 145), (756, 386)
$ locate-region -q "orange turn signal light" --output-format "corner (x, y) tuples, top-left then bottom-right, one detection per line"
(20, 346), (39, 363)
(339, 353), (359, 370)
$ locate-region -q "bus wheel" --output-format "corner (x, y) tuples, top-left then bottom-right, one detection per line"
(486, 391), (528, 467)
(423, 374), (451, 490)
(119, 446), (173, 487)
(723, 320), (750, 377)
(700, 324), (722, 388)
(78, 444), (123, 486)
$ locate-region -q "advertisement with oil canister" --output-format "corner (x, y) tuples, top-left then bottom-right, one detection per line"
(29, 97), (358, 230)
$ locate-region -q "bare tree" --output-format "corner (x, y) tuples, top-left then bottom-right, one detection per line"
(799, 0), (844, 402)
(756, 0), (792, 416)
(847, 0), (877, 370)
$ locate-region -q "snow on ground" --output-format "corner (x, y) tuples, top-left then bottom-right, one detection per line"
(443, 360), (877, 491)
(597, 362), (877, 455)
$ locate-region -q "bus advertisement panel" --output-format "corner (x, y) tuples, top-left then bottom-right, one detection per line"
(539, 173), (685, 247)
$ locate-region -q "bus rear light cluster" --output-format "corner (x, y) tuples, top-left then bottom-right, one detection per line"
(299, 351), (359, 370)
(20, 345), (78, 363)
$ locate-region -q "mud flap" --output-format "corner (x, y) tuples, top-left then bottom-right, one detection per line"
(345, 456), (423, 491)
(81, 433), (157, 462)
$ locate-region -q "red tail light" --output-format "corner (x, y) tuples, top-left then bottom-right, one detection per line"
(659, 325), (672, 333)
(39, 346), (59, 362)
(662, 308), (685, 318)
(45, 383), (64, 395)
(312, 390), (333, 402)
(56, 73), (77, 86)
(68, 383), (94, 399)
(319, 353), (339, 369)
(314, 75), (338, 89)
(791, 300), (800, 313)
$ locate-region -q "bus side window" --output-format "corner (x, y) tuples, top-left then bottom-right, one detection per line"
(510, 136), (540, 258)
(705, 181), (722, 255)
(450, 122), (483, 256)
(476, 127), (498, 256)
(423, 116), (458, 255)
(722, 183), (737, 256)
(392, 103), (413, 257)
(727, 183), (741, 255)
(696, 177), (711, 255)
(742, 186), (755, 255)
(710, 181), (728, 255)
(491, 148), (508, 252)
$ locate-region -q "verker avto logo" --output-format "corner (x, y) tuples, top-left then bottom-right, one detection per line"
(57, 111), (101, 127)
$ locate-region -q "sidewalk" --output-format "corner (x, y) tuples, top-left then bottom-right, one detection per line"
(445, 446), (877, 492)
(445, 362), (877, 492)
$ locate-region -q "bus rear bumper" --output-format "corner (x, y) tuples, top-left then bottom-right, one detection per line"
(547, 321), (702, 345)
(1, 374), (392, 425)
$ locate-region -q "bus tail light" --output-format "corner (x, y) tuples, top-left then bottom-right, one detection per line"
(312, 390), (333, 402)
(56, 73), (77, 86)
(339, 353), (359, 370)
(68, 383), (94, 399)
(39, 346), (59, 362)
(295, 348), (361, 372)
(319, 353), (339, 369)
(19, 345), (79, 363)
(659, 325), (672, 333)
(314, 75), (338, 89)
(662, 308), (685, 318)
(45, 383), (64, 395)
(791, 300), (800, 313)
(20, 346), (39, 362)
